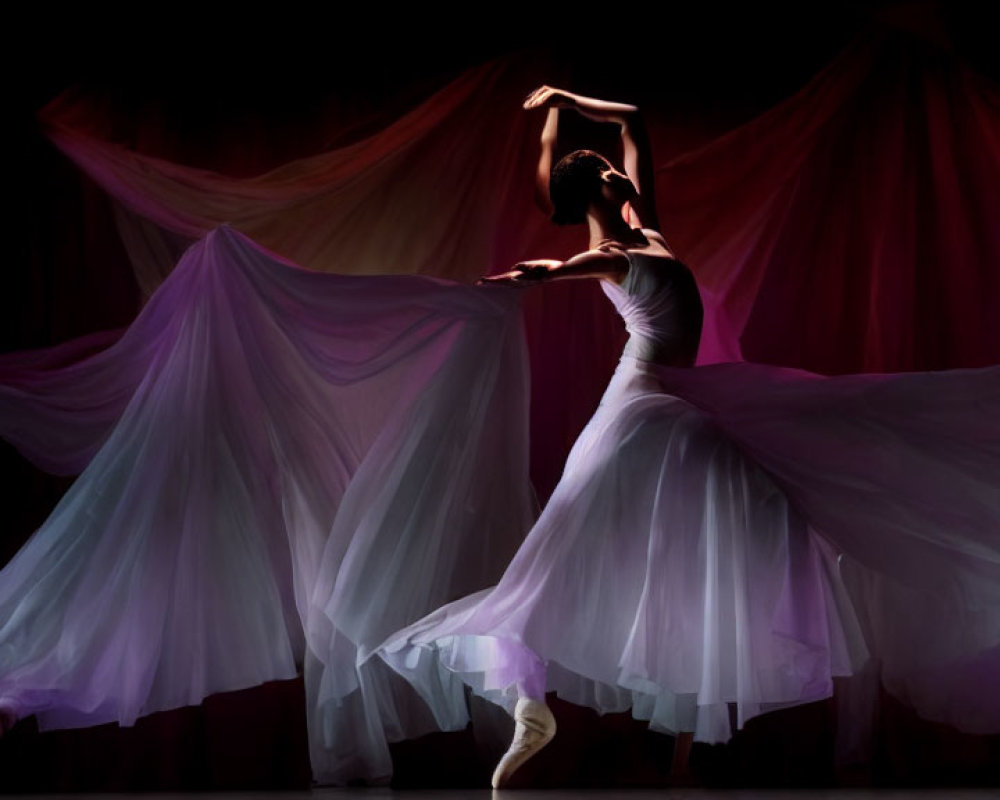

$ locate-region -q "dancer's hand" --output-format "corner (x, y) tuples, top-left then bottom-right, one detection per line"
(523, 86), (576, 111)
(525, 87), (637, 129)
(477, 260), (560, 285)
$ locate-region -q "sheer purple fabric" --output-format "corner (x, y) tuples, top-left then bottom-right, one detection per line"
(0, 227), (536, 782)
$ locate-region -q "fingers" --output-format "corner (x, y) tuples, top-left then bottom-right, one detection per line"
(479, 260), (553, 284)
(478, 269), (534, 285)
(523, 88), (546, 110)
(523, 85), (558, 110)
(478, 273), (518, 284)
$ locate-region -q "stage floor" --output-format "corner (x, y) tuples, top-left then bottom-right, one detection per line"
(4, 790), (997, 799)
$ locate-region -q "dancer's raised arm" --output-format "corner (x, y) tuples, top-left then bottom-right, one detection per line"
(533, 108), (559, 215)
(524, 86), (660, 231)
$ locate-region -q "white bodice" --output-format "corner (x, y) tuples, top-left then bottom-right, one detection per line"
(601, 248), (704, 365)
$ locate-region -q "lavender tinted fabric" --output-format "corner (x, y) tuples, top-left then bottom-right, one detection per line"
(380, 249), (1000, 743)
(0, 227), (536, 782)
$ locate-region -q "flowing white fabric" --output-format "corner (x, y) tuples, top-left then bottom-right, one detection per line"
(652, 359), (1000, 734)
(0, 226), (536, 783)
(379, 249), (1000, 744)
(2, 233), (998, 784)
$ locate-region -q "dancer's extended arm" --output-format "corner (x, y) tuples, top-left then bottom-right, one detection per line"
(478, 249), (628, 285)
(524, 86), (660, 231)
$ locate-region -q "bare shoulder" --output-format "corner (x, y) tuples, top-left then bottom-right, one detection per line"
(546, 246), (629, 284)
(628, 233), (696, 288)
(578, 245), (628, 285)
(586, 246), (631, 273)
(639, 228), (675, 256)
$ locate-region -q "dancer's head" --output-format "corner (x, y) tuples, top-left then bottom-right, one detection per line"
(549, 149), (636, 225)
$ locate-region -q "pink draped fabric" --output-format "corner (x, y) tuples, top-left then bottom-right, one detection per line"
(33, 30), (1000, 495)
(38, 58), (551, 287)
(658, 29), (1000, 370)
(37, 30), (1000, 377)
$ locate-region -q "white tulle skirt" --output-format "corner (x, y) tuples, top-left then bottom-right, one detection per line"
(380, 356), (869, 742)
(379, 355), (1000, 744)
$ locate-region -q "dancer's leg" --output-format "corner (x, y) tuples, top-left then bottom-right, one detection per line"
(490, 673), (556, 788)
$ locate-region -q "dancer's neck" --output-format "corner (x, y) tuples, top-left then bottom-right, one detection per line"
(587, 207), (641, 250)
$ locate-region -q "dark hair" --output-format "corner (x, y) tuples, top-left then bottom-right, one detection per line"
(549, 149), (612, 225)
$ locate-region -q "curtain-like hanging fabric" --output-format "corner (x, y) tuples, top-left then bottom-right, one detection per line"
(39, 58), (550, 288)
(38, 54), (612, 498)
(658, 29), (1000, 370)
(34, 29), (1000, 502)
(38, 29), (1000, 375)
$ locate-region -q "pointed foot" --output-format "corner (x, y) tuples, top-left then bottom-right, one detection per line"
(491, 698), (556, 789)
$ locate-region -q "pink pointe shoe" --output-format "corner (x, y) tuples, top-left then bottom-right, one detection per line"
(491, 697), (557, 789)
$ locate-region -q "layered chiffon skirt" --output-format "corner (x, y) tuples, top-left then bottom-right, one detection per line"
(380, 356), (867, 742)
(380, 355), (1000, 743)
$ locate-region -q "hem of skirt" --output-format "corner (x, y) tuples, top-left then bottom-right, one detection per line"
(17, 664), (302, 732)
(379, 632), (845, 743)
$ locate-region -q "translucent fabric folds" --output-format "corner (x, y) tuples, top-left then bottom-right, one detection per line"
(38, 30), (1000, 375)
(380, 355), (1000, 744)
(654, 361), (1000, 733)
(38, 57), (548, 290)
(657, 29), (1000, 370)
(0, 226), (536, 783)
(34, 30), (1000, 502)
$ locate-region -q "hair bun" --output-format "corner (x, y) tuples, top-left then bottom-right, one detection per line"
(549, 149), (611, 227)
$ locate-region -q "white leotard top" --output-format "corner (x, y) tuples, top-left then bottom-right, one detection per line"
(600, 248), (704, 366)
